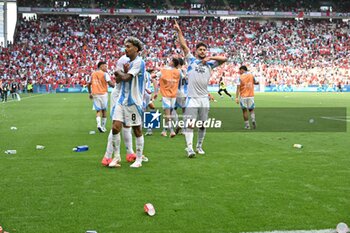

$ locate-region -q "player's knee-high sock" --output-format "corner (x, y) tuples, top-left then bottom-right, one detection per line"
(96, 116), (101, 127)
(185, 128), (194, 150)
(123, 127), (134, 154)
(135, 135), (144, 161)
(104, 130), (114, 158)
(112, 133), (121, 159)
(102, 117), (107, 128)
(162, 122), (169, 133)
(250, 113), (256, 122)
(196, 128), (206, 148)
(172, 110), (178, 122)
(168, 118), (174, 133)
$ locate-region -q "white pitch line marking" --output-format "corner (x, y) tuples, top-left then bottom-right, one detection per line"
(242, 229), (335, 233)
(321, 116), (350, 122)
(0, 93), (49, 104)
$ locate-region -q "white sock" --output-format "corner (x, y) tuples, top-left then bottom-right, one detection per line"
(245, 120), (249, 126)
(136, 135), (144, 161)
(104, 130), (113, 158)
(251, 113), (256, 122)
(123, 127), (134, 154)
(96, 116), (101, 127)
(102, 117), (107, 128)
(163, 124), (168, 133)
(172, 110), (178, 122)
(112, 133), (121, 157)
(185, 128), (194, 150)
(197, 128), (206, 148)
(16, 93), (21, 101)
(168, 119), (174, 133)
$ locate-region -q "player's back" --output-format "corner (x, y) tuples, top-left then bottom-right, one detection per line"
(159, 67), (180, 98)
(239, 73), (255, 97)
(91, 70), (108, 95)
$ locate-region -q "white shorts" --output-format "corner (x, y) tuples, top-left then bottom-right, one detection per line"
(185, 97), (210, 122)
(93, 93), (108, 111)
(112, 104), (142, 127)
(240, 97), (255, 110)
(175, 97), (187, 109)
(143, 92), (151, 111)
(162, 97), (176, 109)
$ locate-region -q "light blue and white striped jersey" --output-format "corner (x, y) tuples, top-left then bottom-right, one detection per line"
(112, 55), (130, 103)
(177, 69), (188, 98)
(117, 56), (146, 107)
(186, 53), (219, 98)
(144, 71), (152, 94)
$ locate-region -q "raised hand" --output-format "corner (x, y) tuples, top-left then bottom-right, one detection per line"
(174, 20), (181, 32)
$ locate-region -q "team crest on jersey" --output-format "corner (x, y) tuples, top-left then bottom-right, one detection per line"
(195, 65), (206, 74)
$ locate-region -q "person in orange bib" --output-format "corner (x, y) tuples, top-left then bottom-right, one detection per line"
(155, 57), (181, 137)
(235, 65), (259, 129)
(88, 61), (115, 133)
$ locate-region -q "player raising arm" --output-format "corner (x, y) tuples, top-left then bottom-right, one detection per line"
(174, 20), (227, 158)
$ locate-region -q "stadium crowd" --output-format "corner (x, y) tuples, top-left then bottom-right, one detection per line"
(0, 15), (349, 92)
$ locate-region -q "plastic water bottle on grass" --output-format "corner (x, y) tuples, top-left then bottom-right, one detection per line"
(36, 145), (45, 150)
(293, 144), (303, 149)
(5, 150), (17, 154)
(73, 145), (89, 152)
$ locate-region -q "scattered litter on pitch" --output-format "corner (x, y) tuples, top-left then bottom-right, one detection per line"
(144, 203), (156, 216)
(73, 145), (89, 152)
(293, 144), (303, 149)
(4, 150), (16, 154)
(36, 145), (45, 150)
(336, 222), (349, 233)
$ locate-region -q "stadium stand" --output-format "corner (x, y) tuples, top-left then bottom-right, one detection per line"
(2, 0), (350, 92)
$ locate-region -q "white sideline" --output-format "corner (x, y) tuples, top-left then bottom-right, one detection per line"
(321, 116), (350, 122)
(1, 93), (49, 104)
(242, 229), (335, 233)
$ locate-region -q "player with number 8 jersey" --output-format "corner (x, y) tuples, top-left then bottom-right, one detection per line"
(109, 37), (146, 168)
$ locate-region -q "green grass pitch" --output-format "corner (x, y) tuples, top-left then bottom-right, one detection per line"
(0, 92), (349, 233)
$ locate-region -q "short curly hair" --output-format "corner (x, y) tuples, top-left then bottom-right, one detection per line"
(125, 37), (143, 52)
